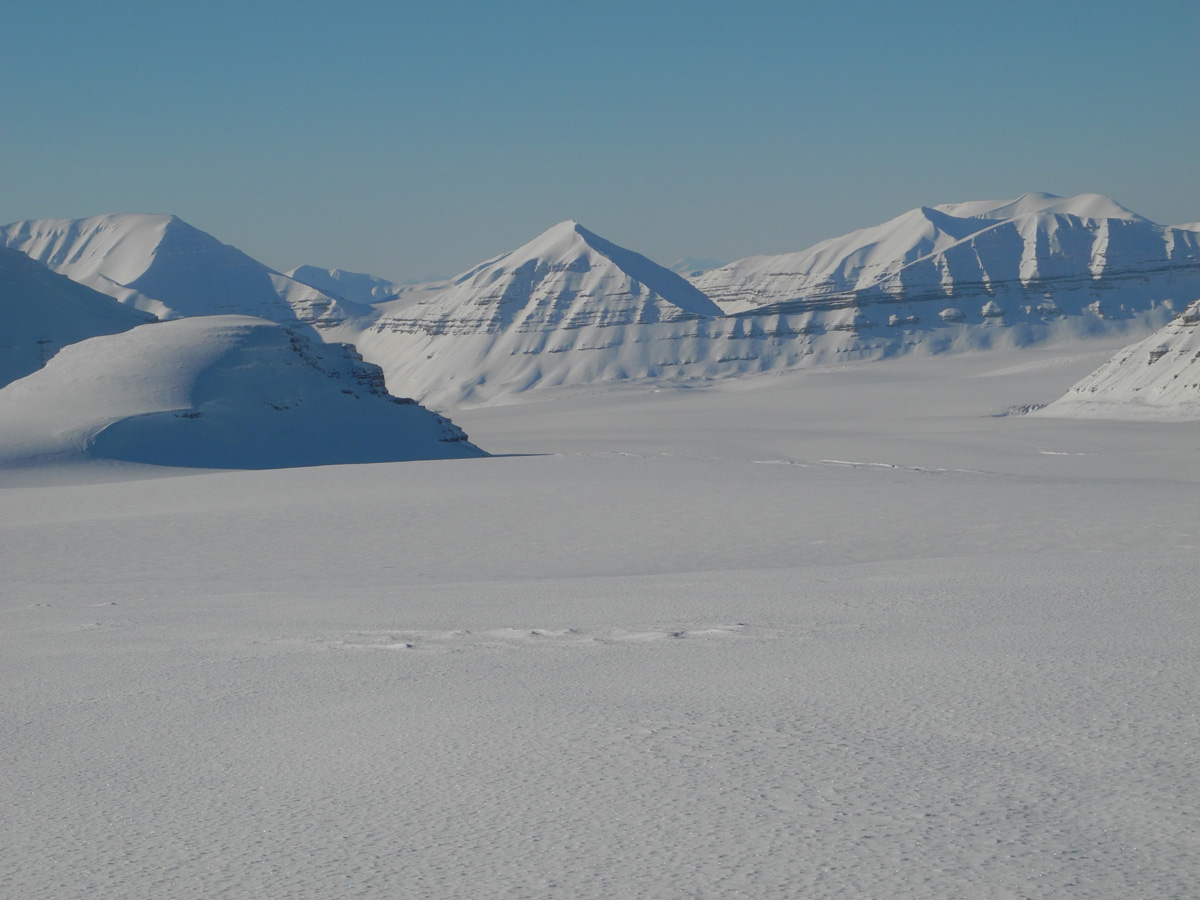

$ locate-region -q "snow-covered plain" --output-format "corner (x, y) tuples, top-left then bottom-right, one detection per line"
(3, 337), (1196, 899)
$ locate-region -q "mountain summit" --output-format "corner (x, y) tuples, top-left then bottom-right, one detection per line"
(373, 220), (722, 336)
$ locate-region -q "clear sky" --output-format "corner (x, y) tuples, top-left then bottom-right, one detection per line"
(3, 0), (1196, 282)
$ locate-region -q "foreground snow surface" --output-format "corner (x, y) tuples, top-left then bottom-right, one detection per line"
(2, 342), (1197, 899)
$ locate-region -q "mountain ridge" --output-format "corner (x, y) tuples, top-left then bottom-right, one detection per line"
(0, 214), (372, 328)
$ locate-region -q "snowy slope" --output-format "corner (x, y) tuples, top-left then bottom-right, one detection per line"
(0, 315), (483, 470)
(0, 247), (155, 389)
(287, 265), (402, 305)
(0, 215), (372, 328)
(1035, 300), (1200, 420)
(694, 192), (1198, 320)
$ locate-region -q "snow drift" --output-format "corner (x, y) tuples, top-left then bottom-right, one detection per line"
(0, 315), (483, 470)
(1035, 300), (1200, 420)
(0, 247), (155, 389)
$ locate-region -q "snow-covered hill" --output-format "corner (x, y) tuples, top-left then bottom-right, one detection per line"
(1035, 300), (1200, 420)
(0, 247), (155, 389)
(0, 215), (371, 328)
(693, 193), (1198, 321)
(0, 315), (483, 470)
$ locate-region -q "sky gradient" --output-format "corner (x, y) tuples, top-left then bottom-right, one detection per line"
(3, 0), (1196, 282)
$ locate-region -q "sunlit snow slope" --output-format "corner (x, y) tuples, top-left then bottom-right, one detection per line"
(0, 247), (155, 389)
(0, 215), (370, 328)
(0, 315), (483, 470)
(1036, 300), (1200, 420)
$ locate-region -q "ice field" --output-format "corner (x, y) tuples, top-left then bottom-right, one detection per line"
(2, 338), (1197, 899)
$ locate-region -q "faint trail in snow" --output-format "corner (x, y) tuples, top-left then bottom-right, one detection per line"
(289, 623), (768, 654)
(816, 459), (989, 475)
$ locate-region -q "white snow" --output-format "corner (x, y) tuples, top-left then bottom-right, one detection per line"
(0, 315), (482, 471)
(1036, 300), (1200, 420)
(3, 336), (1197, 899)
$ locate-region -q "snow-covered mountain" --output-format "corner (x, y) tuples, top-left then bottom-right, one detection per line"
(6, 197), (1193, 409)
(1034, 300), (1200, 421)
(348, 221), (733, 403)
(373, 220), (722, 332)
(0, 315), (483, 470)
(0, 247), (155, 389)
(693, 193), (1198, 322)
(344, 203), (1195, 406)
(0, 215), (371, 328)
(286, 265), (403, 305)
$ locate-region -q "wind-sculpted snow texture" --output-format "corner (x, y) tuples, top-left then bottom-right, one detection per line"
(351, 196), (1197, 405)
(0, 315), (482, 470)
(0, 215), (371, 328)
(1036, 300), (1200, 420)
(0, 247), (155, 389)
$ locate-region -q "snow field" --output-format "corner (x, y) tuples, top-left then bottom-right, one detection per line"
(1, 344), (1197, 899)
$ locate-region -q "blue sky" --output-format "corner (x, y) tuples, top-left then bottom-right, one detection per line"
(3, 0), (1196, 281)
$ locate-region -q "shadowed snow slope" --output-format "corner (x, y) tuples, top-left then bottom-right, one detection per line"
(0, 315), (483, 470)
(0, 214), (371, 328)
(694, 192), (1197, 317)
(1035, 300), (1200, 420)
(0, 247), (155, 389)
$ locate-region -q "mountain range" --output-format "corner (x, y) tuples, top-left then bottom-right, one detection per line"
(2, 193), (1197, 412)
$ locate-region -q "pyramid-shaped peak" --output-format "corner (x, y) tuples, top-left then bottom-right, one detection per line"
(479, 221), (723, 318)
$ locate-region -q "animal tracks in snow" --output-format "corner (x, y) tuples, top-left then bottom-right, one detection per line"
(294, 623), (765, 654)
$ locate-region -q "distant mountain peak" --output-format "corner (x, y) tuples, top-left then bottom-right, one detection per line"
(1, 213), (371, 328)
